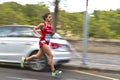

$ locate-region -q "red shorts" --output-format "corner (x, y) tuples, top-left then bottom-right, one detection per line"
(39, 40), (49, 48)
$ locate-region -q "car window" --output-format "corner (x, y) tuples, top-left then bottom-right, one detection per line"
(0, 25), (62, 38)
(13, 27), (36, 37)
(15, 27), (32, 31)
(0, 27), (13, 37)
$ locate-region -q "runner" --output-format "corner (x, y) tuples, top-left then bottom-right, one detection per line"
(20, 13), (62, 77)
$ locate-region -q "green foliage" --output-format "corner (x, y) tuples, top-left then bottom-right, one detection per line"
(0, 2), (120, 39)
(0, 2), (27, 25)
(0, 2), (49, 26)
(89, 10), (120, 39)
(58, 11), (84, 37)
(23, 3), (49, 25)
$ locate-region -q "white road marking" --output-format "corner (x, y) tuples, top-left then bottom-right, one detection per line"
(70, 70), (119, 80)
(7, 76), (38, 80)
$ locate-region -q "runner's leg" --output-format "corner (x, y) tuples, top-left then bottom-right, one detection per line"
(25, 48), (43, 61)
(41, 44), (55, 71)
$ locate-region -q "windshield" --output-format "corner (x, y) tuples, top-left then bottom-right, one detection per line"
(52, 33), (63, 39)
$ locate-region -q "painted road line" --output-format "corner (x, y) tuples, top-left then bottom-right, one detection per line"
(7, 76), (38, 80)
(71, 70), (119, 80)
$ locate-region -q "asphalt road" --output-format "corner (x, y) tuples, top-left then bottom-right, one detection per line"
(0, 65), (119, 80)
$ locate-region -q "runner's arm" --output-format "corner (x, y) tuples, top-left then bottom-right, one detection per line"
(51, 26), (55, 36)
(33, 23), (44, 38)
(51, 30), (55, 36)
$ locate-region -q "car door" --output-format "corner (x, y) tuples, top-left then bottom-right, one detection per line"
(0, 26), (15, 62)
(0, 26), (37, 63)
(10, 27), (37, 62)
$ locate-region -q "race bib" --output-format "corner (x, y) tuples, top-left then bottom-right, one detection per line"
(45, 34), (51, 42)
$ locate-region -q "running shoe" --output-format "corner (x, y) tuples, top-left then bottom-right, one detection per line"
(20, 57), (26, 68)
(52, 70), (62, 77)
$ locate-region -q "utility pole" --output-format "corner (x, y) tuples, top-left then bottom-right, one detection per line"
(82, 0), (89, 64)
(53, 0), (59, 32)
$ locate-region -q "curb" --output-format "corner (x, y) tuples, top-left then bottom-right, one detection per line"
(62, 62), (120, 73)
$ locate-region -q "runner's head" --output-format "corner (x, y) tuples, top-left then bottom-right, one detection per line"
(42, 13), (52, 22)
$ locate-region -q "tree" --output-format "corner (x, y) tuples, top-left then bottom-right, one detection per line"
(0, 2), (50, 25)
(23, 3), (49, 25)
(53, 0), (60, 32)
(58, 11), (84, 37)
(0, 2), (27, 25)
(89, 10), (119, 39)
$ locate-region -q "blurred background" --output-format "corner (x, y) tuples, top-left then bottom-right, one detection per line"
(0, 0), (120, 64)
(0, 0), (120, 53)
(0, 0), (120, 79)
(0, 0), (120, 38)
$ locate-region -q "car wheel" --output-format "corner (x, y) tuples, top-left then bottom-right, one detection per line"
(28, 53), (48, 71)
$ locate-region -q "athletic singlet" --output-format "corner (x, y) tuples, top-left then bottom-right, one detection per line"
(40, 22), (53, 42)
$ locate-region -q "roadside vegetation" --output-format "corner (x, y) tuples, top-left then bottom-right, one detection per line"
(0, 2), (120, 39)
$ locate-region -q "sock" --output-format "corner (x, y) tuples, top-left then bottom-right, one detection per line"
(52, 70), (55, 72)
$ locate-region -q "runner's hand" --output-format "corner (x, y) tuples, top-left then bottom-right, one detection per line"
(37, 35), (41, 38)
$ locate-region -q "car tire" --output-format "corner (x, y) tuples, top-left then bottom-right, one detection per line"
(28, 52), (48, 71)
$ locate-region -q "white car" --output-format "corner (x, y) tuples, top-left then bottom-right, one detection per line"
(0, 25), (72, 71)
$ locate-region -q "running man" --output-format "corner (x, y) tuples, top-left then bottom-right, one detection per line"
(20, 13), (62, 77)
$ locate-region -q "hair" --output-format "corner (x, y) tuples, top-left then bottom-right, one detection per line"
(42, 13), (51, 21)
